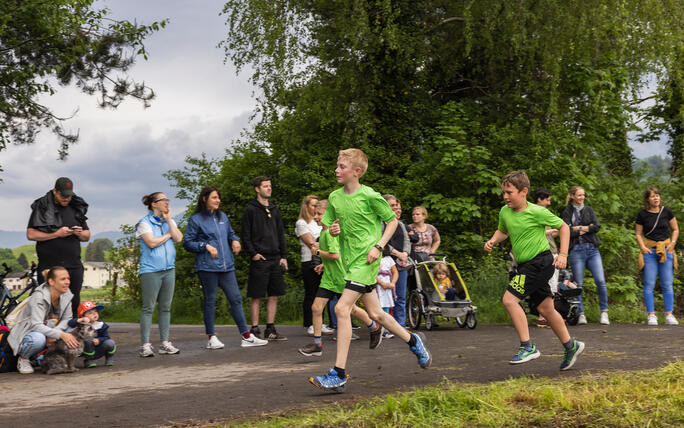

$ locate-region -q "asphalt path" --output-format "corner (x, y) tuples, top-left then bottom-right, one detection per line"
(2, 322), (682, 427)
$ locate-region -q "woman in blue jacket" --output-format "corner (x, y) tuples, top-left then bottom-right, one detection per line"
(136, 192), (184, 357)
(184, 186), (268, 349)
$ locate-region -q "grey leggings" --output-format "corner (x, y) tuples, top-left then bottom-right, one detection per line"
(140, 269), (175, 344)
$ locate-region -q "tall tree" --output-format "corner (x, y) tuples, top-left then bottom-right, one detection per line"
(16, 252), (29, 269)
(0, 0), (166, 165)
(85, 238), (113, 262)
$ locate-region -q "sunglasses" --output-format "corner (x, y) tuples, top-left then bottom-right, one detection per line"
(154, 198), (170, 203)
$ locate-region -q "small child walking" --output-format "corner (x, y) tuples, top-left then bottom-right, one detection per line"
(484, 171), (584, 371)
(376, 247), (398, 338)
(68, 300), (116, 367)
(309, 149), (431, 393)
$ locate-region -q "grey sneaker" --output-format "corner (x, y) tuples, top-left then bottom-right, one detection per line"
(333, 332), (359, 341)
(264, 326), (288, 341)
(298, 343), (323, 357)
(17, 356), (34, 374)
(139, 343), (155, 358)
(158, 342), (180, 355)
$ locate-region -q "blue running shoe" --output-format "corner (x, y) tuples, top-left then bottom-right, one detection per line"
(560, 340), (585, 371)
(509, 344), (541, 364)
(309, 368), (349, 393)
(410, 332), (432, 368)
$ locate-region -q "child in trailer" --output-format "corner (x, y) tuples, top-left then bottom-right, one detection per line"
(298, 199), (381, 357)
(432, 262), (457, 301)
(484, 171), (585, 371)
(309, 149), (431, 393)
(375, 247), (398, 339)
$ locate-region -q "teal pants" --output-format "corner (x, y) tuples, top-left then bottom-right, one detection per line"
(140, 269), (175, 344)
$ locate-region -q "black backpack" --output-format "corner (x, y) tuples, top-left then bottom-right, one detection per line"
(0, 325), (17, 372)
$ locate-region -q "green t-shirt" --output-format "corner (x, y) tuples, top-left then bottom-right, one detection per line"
(498, 202), (564, 263)
(322, 185), (396, 285)
(319, 229), (345, 294)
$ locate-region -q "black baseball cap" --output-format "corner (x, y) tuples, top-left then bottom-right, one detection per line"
(54, 177), (74, 196)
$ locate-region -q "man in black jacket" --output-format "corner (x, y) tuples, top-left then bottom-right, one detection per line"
(242, 176), (289, 341)
(27, 177), (91, 315)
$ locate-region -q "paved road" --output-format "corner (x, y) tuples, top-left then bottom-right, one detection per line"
(2, 322), (682, 427)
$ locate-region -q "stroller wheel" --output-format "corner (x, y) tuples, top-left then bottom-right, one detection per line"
(466, 312), (477, 329)
(567, 305), (580, 326)
(425, 314), (435, 330)
(408, 291), (423, 330)
(455, 316), (467, 328)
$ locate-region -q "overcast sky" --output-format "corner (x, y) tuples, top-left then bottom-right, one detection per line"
(0, 1), (669, 242)
(0, 0), (255, 239)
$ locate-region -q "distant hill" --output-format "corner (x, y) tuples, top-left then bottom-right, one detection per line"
(0, 230), (125, 250)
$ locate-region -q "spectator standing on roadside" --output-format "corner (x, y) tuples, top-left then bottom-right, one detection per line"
(27, 177), (90, 316)
(242, 176), (289, 341)
(382, 194), (411, 326)
(408, 206), (440, 262)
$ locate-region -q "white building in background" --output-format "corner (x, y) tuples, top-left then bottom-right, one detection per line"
(83, 261), (125, 289)
(4, 272), (27, 292)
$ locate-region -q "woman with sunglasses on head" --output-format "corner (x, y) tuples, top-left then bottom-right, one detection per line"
(136, 192), (183, 357)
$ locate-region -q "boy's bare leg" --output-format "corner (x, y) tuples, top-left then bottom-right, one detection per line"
(360, 291), (410, 342)
(536, 297), (571, 343)
(350, 304), (372, 326)
(502, 291), (530, 342)
(334, 289), (362, 369)
(312, 297), (328, 337)
(266, 296), (278, 324)
(250, 298), (261, 326)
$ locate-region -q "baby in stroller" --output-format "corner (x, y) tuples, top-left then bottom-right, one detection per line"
(432, 263), (457, 301)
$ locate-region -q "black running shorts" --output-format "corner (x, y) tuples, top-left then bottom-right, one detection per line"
(507, 250), (554, 308)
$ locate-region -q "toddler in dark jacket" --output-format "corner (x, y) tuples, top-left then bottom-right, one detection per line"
(68, 300), (115, 367)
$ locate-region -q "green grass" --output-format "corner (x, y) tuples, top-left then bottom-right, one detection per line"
(228, 361), (684, 427)
(11, 244), (38, 264)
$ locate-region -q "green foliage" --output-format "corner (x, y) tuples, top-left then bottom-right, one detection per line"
(0, 0), (166, 162)
(85, 238), (113, 262)
(16, 252), (28, 269)
(108, 224), (141, 302)
(0, 248), (22, 272)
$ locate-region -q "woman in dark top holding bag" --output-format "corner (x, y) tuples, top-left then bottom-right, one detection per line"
(561, 186), (610, 325)
(635, 187), (679, 326)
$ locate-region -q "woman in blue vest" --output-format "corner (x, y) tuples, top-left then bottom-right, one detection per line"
(184, 186), (268, 349)
(136, 192), (183, 357)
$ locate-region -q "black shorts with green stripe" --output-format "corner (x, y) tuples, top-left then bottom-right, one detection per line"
(507, 250), (554, 308)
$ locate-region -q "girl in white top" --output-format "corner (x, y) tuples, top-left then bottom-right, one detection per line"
(376, 249), (398, 338)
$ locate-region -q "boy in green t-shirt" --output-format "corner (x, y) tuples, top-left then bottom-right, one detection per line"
(298, 199), (377, 357)
(309, 149), (432, 393)
(485, 171), (585, 371)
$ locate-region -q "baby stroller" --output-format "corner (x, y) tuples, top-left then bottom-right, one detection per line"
(407, 253), (477, 330)
(0, 263), (39, 327)
(526, 269), (582, 326)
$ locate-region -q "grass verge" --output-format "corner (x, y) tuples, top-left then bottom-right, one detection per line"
(229, 361), (683, 428)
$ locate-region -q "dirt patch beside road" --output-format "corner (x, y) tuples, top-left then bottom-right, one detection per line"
(2, 323), (682, 427)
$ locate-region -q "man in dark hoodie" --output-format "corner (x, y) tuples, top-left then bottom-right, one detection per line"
(242, 176), (289, 341)
(27, 177), (90, 315)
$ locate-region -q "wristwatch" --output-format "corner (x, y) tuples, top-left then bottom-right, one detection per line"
(314, 249), (321, 256)
(374, 244), (384, 252)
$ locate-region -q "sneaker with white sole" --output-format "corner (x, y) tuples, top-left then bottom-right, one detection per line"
(207, 335), (225, 350)
(333, 332), (359, 341)
(139, 343), (155, 357)
(560, 340), (585, 371)
(298, 343), (323, 356)
(577, 314), (587, 325)
(665, 314), (679, 325)
(17, 356), (34, 374)
(241, 333), (268, 347)
(321, 324), (334, 335)
(647, 314), (658, 325)
(306, 325), (315, 336)
(509, 344), (541, 364)
(158, 342), (180, 354)
(600, 312), (610, 325)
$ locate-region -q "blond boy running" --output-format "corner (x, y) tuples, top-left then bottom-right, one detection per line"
(309, 149), (431, 393)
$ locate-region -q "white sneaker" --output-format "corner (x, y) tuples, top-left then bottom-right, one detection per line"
(207, 335), (225, 349)
(306, 325), (314, 336)
(158, 342), (180, 355)
(577, 314), (587, 325)
(139, 343), (155, 357)
(647, 314), (658, 325)
(241, 333), (268, 347)
(599, 312), (610, 325)
(321, 324), (335, 335)
(17, 356), (34, 374)
(665, 314), (679, 326)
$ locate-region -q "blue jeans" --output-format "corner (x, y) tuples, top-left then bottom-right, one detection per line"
(19, 331), (47, 358)
(328, 295), (339, 329)
(568, 243), (609, 313)
(642, 250), (675, 313)
(393, 270), (408, 326)
(197, 270), (248, 335)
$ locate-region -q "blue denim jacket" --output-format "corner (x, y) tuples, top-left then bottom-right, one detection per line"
(183, 211), (240, 272)
(137, 213), (177, 274)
